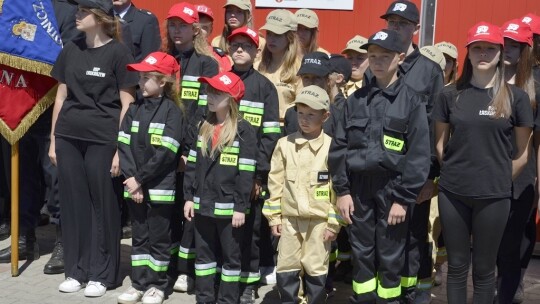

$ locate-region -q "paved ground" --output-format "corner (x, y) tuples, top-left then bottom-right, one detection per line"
(0, 224), (540, 303)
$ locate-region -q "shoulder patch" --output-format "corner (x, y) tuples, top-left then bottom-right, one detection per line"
(213, 47), (226, 57)
(138, 8), (153, 15)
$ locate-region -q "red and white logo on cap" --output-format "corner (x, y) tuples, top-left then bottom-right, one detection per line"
(246, 28), (257, 38)
(374, 31), (389, 40)
(522, 16), (532, 24)
(145, 56), (157, 65)
(506, 23), (520, 32)
(476, 25), (489, 35)
(219, 75), (232, 85)
(183, 7), (194, 16)
(393, 3), (407, 11)
(196, 5), (208, 13)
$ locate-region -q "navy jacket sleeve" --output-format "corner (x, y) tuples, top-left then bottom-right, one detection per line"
(118, 106), (137, 178)
(134, 105), (184, 185)
(183, 130), (198, 202)
(329, 101), (351, 196)
(256, 81), (281, 181)
(235, 122), (258, 212)
(390, 101), (431, 205)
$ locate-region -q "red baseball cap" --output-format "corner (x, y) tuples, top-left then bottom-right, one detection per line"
(521, 13), (540, 35)
(466, 22), (504, 46)
(227, 26), (260, 48)
(199, 72), (245, 103)
(127, 52), (180, 76)
(166, 2), (199, 24)
(196, 4), (214, 21)
(502, 19), (533, 46)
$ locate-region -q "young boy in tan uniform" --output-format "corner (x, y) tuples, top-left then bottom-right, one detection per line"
(263, 85), (343, 304)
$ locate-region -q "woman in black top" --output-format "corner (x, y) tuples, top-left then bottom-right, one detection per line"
(49, 0), (138, 297)
(433, 22), (533, 304)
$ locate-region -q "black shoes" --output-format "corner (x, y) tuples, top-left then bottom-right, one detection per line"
(0, 221), (9, 241)
(0, 234), (40, 263)
(43, 241), (64, 274)
(121, 225), (132, 239)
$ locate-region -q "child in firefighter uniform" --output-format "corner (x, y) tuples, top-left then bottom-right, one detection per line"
(329, 30), (430, 304)
(263, 85), (343, 304)
(183, 71), (257, 304)
(117, 52), (184, 304)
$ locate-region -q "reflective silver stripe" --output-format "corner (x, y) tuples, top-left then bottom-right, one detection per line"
(263, 121), (280, 127)
(240, 100), (264, 109)
(239, 158), (256, 165)
(130, 254), (169, 266)
(119, 131), (130, 138)
(131, 254), (148, 261)
(149, 123), (165, 130)
(189, 150), (197, 157)
(179, 246), (195, 253)
(221, 268), (241, 276)
(193, 196), (200, 203)
(232, 141), (239, 147)
(241, 272), (260, 278)
(198, 135), (203, 141)
(195, 262), (217, 270)
(199, 94), (207, 99)
(148, 189), (175, 196)
(215, 203), (234, 209)
(161, 136), (180, 148)
(132, 121), (140, 127)
(183, 75), (199, 81)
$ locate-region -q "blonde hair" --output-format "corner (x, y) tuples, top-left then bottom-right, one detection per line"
(513, 45), (537, 109)
(457, 49), (513, 118)
(218, 8), (254, 52)
(300, 28), (320, 56)
(162, 20), (216, 61)
(199, 87), (240, 158)
(88, 8), (121, 40)
(144, 72), (185, 113)
(258, 31), (301, 84)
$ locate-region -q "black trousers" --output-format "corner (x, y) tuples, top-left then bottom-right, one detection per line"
(129, 201), (173, 292)
(56, 137), (120, 287)
(497, 185), (535, 304)
(438, 190), (510, 304)
(194, 215), (243, 304)
(349, 174), (409, 304)
(401, 200), (432, 297)
(240, 198), (262, 286)
(336, 229), (352, 262)
(174, 174), (196, 276)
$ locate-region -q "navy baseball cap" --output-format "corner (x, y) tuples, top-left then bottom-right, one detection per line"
(329, 54), (352, 83)
(361, 29), (405, 54)
(297, 51), (331, 77)
(68, 0), (113, 16)
(380, 1), (419, 24)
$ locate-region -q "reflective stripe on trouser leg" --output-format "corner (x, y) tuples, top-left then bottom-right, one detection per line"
(240, 199), (262, 285)
(178, 217), (196, 275)
(216, 218), (244, 304)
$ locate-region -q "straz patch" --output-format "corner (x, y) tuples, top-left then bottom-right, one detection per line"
(151, 134), (162, 146)
(243, 113), (262, 127)
(220, 153), (238, 166)
(315, 187), (330, 200)
(317, 171), (329, 182)
(383, 135), (404, 152)
(181, 87), (199, 100)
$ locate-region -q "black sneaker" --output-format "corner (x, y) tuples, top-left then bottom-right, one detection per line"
(240, 285), (256, 304)
(0, 221), (9, 241)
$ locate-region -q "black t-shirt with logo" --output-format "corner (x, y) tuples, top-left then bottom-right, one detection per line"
(51, 38), (138, 144)
(433, 84), (533, 199)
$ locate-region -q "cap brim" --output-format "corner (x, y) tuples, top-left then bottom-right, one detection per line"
(466, 38), (503, 47)
(199, 12), (214, 21)
(297, 66), (329, 77)
(294, 100), (328, 111)
(199, 77), (230, 95)
(341, 47), (367, 54)
(361, 42), (402, 54)
(227, 32), (259, 48)
(126, 63), (159, 73)
(166, 14), (196, 24)
(260, 24), (289, 35)
(380, 13), (418, 24)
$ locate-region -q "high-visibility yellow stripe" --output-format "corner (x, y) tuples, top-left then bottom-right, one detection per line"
(400, 276), (417, 288)
(377, 280), (401, 299)
(352, 278), (376, 295)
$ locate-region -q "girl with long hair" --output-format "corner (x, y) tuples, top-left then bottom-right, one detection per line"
(256, 9), (301, 125)
(50, 0), (138, 297)
(433, 22), (533, 303)
(295, 9), (328, 57)
(435, 41), (459, 85)
(183, 72), (257, 304)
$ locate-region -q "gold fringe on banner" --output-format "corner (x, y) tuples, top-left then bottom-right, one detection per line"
(0, 53), (53, 77)
(0, 1), (4, 14)
(0, 84), (57, 145)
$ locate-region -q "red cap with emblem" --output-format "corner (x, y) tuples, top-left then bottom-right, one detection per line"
(166, 2), (199, 24)
(466, 21), (504, 46)
(199, 72), (245, 103)
(227, 26), (260, 47)
(127, 52), (180, 76)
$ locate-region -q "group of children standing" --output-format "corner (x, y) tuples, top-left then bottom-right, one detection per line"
(48, 0), (540, 304)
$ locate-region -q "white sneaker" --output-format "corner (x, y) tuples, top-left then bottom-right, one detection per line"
(173, 274), (194, 292)
(413, 289), (432, 304)
(59, 277), (85, 293)
(84, 281), (107, 297)
(142, 287), (164, 304)
(118, 286), (144, 304)
(434, 263), (443, 286)
(260, 267), (276, 285)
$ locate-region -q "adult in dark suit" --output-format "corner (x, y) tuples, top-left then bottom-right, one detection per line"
(113, 0), (161, 61)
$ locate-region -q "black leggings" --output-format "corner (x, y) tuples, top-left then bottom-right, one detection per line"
(438, 190), (510, 304)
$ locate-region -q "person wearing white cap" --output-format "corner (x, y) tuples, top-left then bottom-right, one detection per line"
(256, 9), (301, 126)
(435, 41), (459, 85)
(295, 9), (328, 57)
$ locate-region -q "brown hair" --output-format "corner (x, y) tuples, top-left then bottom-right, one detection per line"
(218, 8), (254, 52)
(162, 20), (216, 62)
(513, 44), (537, 109)
(258, 31), (301, 84)
(88, 8), (121, 40)
(533, 34), (540, 66)
(144, 72), (185, 113)
(299, 28), (320, 56)
(457, 48), (513, 119)
(444, 55), (458, 85)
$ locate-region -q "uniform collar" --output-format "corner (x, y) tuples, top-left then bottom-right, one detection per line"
(114, 3), (132, 19)
(174, 48), (195, 60)
(366, 75), (403, 100)
(399, 44), (420, 74)
(293, 130), (326, 152)
(232, 66), (255, 81)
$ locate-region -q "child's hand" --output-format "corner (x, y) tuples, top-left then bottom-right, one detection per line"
(177, 155), (187, 173)
(388, 202), (408, 225)
(337, 194), (354, 224)
(131, 188), (144, 204)
(250, 179), (262, 200)
(271, 224), (282, 237)
(232, 212), (245, 228)
(123, 177), (141, 194)
(110, 150), (120, 177)
(323, 229), (337, 242)
(184, 201), (195, 221)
